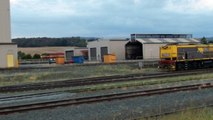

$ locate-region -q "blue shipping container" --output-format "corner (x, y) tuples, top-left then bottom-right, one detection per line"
(72, 56), (84, 63)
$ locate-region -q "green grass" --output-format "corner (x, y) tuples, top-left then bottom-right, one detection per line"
(0, 64), (213, 89)
(0, 64), (151, 86)
(69, 74), (213, 91)
(63, 73), (213, 93)
(139, 107), (213, 120)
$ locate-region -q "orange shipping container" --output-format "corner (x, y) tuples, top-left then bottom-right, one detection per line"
(55, 57), (65, 64)
(104, 54), (116, 63)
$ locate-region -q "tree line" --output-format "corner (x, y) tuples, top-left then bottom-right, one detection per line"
(12, 37), (89, 47)
(18, 51), (41, 59)
(200, 37), (213, 44)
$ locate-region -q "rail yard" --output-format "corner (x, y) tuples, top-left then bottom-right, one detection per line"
(0, 62), (213, 120)
(1, 0), (213, 119)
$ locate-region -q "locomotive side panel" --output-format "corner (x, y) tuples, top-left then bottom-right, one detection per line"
(177, 47), (204, 60)
(159, 44), (213, 71)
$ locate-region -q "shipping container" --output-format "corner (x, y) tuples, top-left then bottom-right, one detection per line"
(104, 54), (116, 63)
(72, 56), (84, 64)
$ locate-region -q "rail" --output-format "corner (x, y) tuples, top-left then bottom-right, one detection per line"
(0, 83), (212, 115)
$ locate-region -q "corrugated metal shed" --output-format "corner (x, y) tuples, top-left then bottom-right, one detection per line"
(126, 38), (200, 60)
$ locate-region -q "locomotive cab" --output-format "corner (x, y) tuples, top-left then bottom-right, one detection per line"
(159, 45), (178, 70)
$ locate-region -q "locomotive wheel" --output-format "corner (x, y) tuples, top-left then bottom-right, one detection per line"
(176, 62), (184, 71)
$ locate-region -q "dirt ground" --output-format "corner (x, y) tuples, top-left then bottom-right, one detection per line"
(18, 47), (75, 55)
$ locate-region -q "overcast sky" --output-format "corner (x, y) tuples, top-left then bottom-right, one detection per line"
(10, 0), (213, 38)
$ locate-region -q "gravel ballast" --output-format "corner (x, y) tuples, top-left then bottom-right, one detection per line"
(0, 88), (213, 120)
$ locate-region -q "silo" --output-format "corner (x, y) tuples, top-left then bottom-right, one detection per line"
(0, 0), (18, 68)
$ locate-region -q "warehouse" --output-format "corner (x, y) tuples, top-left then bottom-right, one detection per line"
(126, 34), (200, 60)
(87, 39), (128, 61)
(0, 0), (18, 68)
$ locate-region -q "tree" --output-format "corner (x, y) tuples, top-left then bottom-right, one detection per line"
(201, 37), (208, 44)
(23, 54), (32, 59)
(18, 51), (26, 59)
(33, 54), (41, 59)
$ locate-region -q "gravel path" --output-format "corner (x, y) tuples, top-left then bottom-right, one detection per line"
(0, 88), (213, 120)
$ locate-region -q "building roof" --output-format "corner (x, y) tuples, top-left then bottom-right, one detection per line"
(88, 38), (129, 43)
(135, 38), (200, 44)
(109, 39), (129, 41)
(131, 34), (193, 39)
(0, 43), (17, 45)
(41, 52), (64, 59)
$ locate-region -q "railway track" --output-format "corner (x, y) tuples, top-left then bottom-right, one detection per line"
(0, 60), (158, 72)
(0, 83), (212, 115)
(0, 91), (64, 102)
(0, 69), (213, 92)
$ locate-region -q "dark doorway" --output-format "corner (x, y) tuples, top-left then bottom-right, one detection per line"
(90, 48), (97, 61)
(65, 50), (74, 61)
(125, 41), (143, 60)
(101, 47), (108, 62)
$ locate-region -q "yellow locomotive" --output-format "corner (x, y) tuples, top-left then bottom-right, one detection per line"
(159, 44), (213, 70)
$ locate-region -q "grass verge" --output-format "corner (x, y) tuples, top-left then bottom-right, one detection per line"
(139, 107), (213, 120)
(65, 73), (213, 93)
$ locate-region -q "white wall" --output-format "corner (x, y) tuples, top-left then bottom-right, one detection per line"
(74, 48), (86, 56)
(0, 44), (18, 68)
(143, 44), (166, 59)
(109, 41), (128, 60)
(87, 40), (110, 61)
(87, 40), (127, 61)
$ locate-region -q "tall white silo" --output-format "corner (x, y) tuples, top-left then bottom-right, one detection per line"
(0, 0), (18, 68)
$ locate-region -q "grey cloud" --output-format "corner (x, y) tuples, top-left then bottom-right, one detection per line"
(11, 0), (213, 38)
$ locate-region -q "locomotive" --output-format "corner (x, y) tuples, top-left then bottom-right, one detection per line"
(159, 43), (213, 70)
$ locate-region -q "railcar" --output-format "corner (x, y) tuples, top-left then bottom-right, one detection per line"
(159, 44), (213, 70)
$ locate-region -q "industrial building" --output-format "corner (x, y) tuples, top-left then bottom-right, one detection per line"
(126, 34), (200, 60)
(87, 39), (128, 61)
(0, 0), (18, 68)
